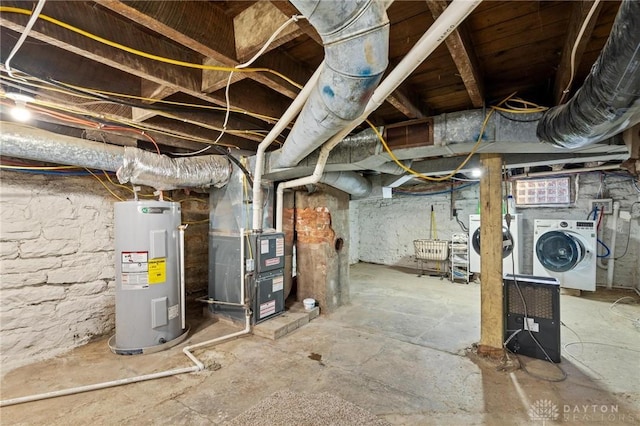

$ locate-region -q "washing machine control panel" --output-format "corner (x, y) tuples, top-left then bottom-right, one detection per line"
(560, 221), (568, 228)
(576, 221), (595, 229)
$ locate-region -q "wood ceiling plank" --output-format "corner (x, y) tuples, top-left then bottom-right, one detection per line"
(98, 0), (303, 100)
(234, 2), (304, 63)
(270, 1), (322, 45)
(426, 0), (484, 107)
(553, 0), (603, 104)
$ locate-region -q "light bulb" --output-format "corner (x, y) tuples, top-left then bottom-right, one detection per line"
(471, 168), (482, 178)
(10, 105), (31, 121)
(6, 92), (34, 122)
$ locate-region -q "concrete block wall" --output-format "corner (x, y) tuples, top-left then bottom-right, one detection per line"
(351, 172), (639, 288)
(1, 171), (116, 374)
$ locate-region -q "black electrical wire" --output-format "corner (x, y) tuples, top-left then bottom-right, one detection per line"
(495, 110), (542, 123)
(614, 201), (640, 260)
(208, 145), (254, 187)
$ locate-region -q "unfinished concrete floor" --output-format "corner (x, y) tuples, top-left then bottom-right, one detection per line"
(1, 263), (639, 425)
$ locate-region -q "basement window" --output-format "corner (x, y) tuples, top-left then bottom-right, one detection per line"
(514, 177), (571, 206)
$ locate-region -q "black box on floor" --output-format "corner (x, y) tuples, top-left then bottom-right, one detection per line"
(503, 274), (561, 363)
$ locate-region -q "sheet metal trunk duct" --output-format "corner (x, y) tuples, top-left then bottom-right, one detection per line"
(537, 0), (640, 148)
(0, 122), (232, 190)
(319, 171), (372, 198)
(275, 0), (390, 168)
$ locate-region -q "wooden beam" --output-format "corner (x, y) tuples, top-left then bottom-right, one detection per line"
(98, 0), (304, 100)
(1, 1), (288, 125)
(478, 153), (504, 356)
(387, 88), (426, 119)
(426, 0), (485, 108)
(553, 0), (603, 104)
(270, 1), (323, 45)
(234, 2), (304, 63)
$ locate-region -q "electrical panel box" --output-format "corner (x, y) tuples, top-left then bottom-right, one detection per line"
(253, 232), (285, 273)
(504, 274), (561, 363)
(590, 198), (613, 214)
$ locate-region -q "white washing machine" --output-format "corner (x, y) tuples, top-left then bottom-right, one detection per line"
(533, 219), (597, 291)
(468, 214), (523, 275)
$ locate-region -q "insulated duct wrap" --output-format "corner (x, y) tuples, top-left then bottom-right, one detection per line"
(117, 147), (231, 190)
(275, 0), (389, 168)
(537, 0), (640, 148)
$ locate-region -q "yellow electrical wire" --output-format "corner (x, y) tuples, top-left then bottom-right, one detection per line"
(0, 7), (303, 89)
(369, 92), (519, 182)
(84, 168), (125, 201)
(51, 80), (280, 122)
(183, 219), (209, 225)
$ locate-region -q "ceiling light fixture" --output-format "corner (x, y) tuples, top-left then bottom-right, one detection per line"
(6, 92), (35, 122)
(471, 168), (482, 178)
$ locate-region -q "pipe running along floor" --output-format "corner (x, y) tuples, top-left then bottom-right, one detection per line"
(1, 263), (639, 424)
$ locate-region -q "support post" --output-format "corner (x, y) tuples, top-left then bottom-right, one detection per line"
(478, 153), (505, 357)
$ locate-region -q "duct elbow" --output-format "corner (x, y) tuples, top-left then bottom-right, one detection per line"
(319, 171), (372, 198)
(275, 0), (390, 168)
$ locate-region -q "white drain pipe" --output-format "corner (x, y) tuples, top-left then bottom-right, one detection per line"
(251, 64), (322, 231)
(0, 310), (251, 407)
(275, 0), (482, 231)
(607, 201), (620, 289)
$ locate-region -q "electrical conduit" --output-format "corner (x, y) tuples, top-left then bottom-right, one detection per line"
(607, 201), (619, 289)
(275, 0), (482, 231)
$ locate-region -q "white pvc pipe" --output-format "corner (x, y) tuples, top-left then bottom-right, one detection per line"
(607, 201), (619, 289)
(275, 0), (482, 231)
(178, 225), (187, 330)
(0, 308), (252, 407)
(240, 227), (245, 305)
(252, 64), (323, 231)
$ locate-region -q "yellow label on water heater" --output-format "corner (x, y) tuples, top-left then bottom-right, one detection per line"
(148, 258), (166, 284)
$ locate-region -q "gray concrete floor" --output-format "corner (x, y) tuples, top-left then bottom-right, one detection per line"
(1, 263), (639, 425)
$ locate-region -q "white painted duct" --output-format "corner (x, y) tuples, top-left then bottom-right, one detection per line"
(319, 171), (371, 198)
(274, 0), (390, 168)
(0, 122), (231, 190)
(537, 0), (640, 148)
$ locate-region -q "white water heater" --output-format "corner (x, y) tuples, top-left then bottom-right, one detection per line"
(111, 201), (188, 355)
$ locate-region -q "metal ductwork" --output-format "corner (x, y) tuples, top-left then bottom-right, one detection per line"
(318, 171), (371, 198)
(274, 0), (389, 168)
(537, 0), (640, 148)
(0, 122), (231, 190)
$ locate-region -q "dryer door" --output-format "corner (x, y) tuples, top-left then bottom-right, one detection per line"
(472, 226), (514, 258)
(536, 231), (585, 272)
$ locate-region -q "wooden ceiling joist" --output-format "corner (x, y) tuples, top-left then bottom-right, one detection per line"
(553, 0), (603, 105)
(99, 0), (303, 100)
(426, 0), (485, 108)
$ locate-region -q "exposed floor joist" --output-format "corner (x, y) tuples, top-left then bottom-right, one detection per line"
(426, 0), (485, 108)
(553, 0), (603, 104)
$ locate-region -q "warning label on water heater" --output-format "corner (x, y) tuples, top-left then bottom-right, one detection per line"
(121, 251), (149, 290)
(148, 259), (166, 284)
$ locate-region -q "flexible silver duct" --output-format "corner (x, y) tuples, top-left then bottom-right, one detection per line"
(537, 0), (640, 148)
(274, 0), (389, 168)
(319, 171), (371, 198)
(0, 122), (231, 190)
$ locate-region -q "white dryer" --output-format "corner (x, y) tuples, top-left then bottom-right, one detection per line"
(533, 219), (597, 291)
(468, 214), (523, 275)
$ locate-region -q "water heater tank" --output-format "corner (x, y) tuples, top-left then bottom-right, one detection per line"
(111, 201), (188, 354)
